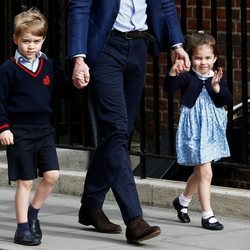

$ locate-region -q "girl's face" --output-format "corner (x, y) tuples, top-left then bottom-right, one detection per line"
(191, 44), (217, 75)
(13, 31), (45, 61)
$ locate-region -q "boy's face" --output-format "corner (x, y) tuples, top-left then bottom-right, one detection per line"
(13, 31), (45, 61)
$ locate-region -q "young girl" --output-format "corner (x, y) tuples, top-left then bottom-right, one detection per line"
(164, 31), (232, 230)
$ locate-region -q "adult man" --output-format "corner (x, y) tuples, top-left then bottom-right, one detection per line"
(67, 0), (190, 244)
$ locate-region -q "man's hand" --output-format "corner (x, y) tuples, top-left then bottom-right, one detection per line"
(0, 130), (14, 146)
(72, 57), (90, 89)
(169, 58), (186, 76)
(171, 47), (190, 72)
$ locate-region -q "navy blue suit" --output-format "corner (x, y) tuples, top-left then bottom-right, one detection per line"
(68, 0), (185, 222)
(68, 0), (184, 67)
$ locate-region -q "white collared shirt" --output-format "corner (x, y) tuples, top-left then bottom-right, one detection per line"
(14, 50), (47, 72)
(113, 0), (148, 32)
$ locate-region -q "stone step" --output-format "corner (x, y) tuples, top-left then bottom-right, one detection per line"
(0, 148), (140, 171)
(0, 163), (249, 219)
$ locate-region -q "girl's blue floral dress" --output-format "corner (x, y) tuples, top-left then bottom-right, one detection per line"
(176, 71), (230, 166)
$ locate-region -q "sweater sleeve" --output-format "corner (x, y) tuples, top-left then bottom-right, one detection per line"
(0, 65), (11, 133)
(164, 73), (188, 93)
(209, 78), (233, 107)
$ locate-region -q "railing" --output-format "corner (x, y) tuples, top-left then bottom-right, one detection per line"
(0, 0), (249, 181)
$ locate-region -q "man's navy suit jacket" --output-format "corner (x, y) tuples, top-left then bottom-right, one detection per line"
(67, 0), (184, 67)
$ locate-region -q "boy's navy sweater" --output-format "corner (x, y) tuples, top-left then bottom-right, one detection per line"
(0, 57), (71, 133)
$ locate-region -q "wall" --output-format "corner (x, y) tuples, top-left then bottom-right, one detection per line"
(144, 0), (250, 133)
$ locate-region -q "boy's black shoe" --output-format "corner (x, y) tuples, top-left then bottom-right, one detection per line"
(78, 205), (122, 233)
(172, 197), (191, 223)
(201, 216), (224, 230)
(14, 230), (41, 246)
(29, 219), (42, 240)
(125, 217), (161, 244)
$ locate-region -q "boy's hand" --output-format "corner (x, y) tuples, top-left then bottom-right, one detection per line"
(0, 130), (14, 145)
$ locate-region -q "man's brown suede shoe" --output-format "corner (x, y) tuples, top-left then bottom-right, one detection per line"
(78, 206), (122, 233)
(125, 217), (161, 244)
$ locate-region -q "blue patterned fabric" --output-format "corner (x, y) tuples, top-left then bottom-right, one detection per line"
(176, 87), (230, 166)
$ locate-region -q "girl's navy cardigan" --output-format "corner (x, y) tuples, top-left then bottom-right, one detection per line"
(164, 69), (232, 108)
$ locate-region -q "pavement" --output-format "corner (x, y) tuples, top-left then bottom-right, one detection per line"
(0, 186), (250, 250)
(1, 148), (250, 249)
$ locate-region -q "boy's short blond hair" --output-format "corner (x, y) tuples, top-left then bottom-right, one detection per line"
(14, 8), (48, 37)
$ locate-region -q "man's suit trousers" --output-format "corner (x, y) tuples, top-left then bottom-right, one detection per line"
(81, 35), (148, 221)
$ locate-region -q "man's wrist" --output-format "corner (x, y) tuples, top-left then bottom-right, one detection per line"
(171, 43), (183, 51)
(73, 56), (84, 64)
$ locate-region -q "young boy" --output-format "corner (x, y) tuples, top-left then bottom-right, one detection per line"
(0, 8), (68, 246)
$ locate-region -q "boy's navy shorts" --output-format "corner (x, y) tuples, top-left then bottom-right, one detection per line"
(7, 124), (59, 181)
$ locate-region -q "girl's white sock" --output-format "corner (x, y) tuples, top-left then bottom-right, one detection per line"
(202, 210), (218, 223)
(179, 193), (191, 213)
